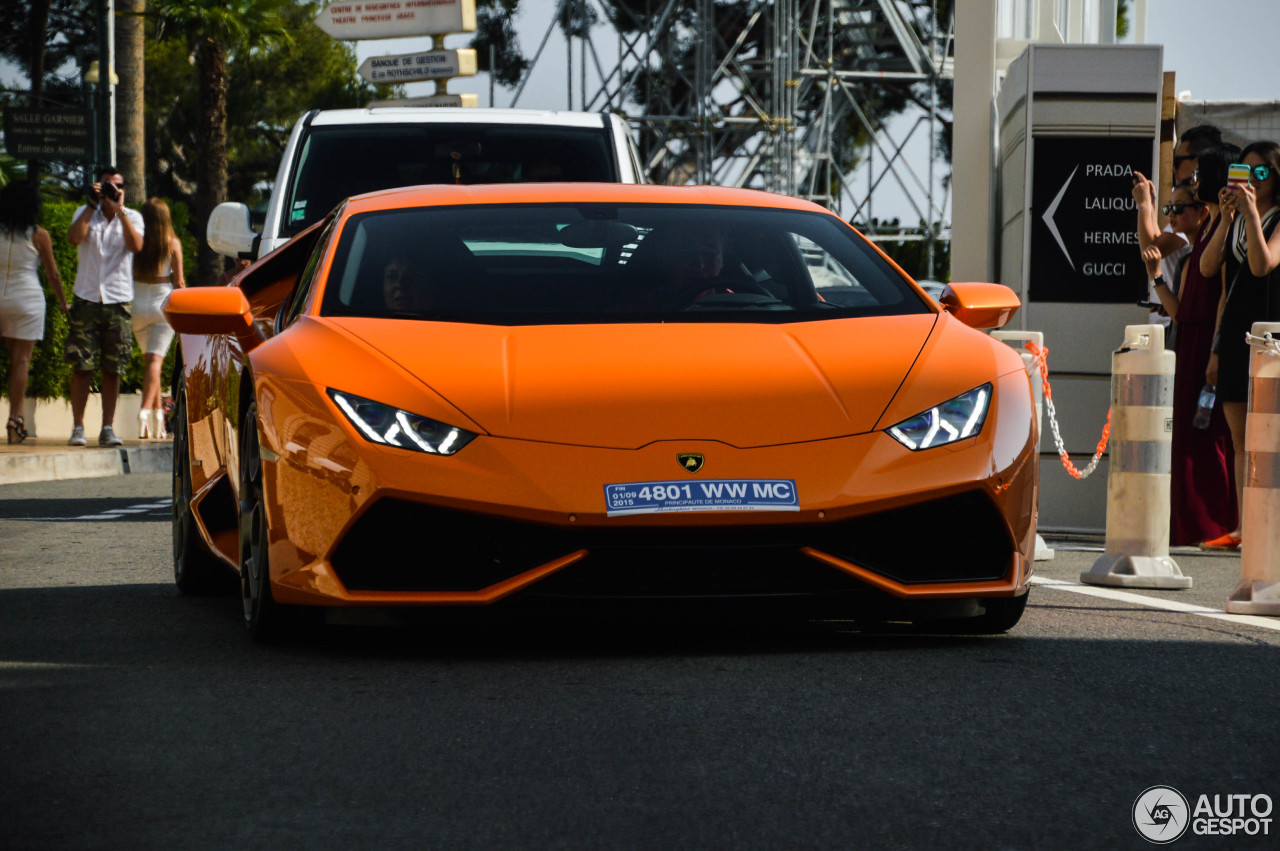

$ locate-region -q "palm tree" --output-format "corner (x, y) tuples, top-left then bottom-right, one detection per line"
(116, 0), (146, 200)
(152, 0), (288, 284)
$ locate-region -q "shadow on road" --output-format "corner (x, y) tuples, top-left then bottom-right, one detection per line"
(3, 582), (1279, 850)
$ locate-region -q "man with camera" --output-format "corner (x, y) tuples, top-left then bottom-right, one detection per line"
(65, 166), (144, 446)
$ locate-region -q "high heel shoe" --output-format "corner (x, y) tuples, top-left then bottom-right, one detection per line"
(152, 408), (168, 439)
(6, 416), (26, 444)
(138, 409), (153, 440)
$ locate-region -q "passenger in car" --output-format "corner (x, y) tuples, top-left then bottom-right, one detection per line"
(382, 255), (435, 312)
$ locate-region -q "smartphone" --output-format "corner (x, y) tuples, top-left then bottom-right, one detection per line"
(1137, 300), (1160, 310)
(1228, 162), (1252, 188)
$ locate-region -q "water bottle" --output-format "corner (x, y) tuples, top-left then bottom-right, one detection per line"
(1192, 384), (1216, 430)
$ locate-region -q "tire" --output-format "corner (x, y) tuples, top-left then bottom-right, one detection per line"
(239, 400), (297, 642)
(173, 376), (229, 595)
(923, 592), (1029, 635)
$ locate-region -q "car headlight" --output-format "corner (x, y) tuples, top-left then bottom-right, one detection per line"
(887, 383), (991, 450)
(328, 389), (476, 455)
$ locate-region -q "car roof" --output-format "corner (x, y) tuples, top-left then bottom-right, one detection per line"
(340, 183), (835, 215)
(309, 107), (612, 129)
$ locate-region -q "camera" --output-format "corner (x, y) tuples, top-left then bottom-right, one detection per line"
(101, 182), (120, 202)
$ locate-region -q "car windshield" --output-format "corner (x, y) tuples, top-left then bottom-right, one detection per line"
(283, 124), (617, 236)
(320, 203), (932, 325)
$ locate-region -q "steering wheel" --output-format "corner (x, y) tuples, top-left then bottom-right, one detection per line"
(664, 273), (777, 310)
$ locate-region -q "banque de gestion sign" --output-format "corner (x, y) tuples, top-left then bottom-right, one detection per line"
(1029, 136), (1153, 303)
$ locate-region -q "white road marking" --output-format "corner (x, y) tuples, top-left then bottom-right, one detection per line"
(15, 500), (172, 523)
(1030, 576), (1280, 633)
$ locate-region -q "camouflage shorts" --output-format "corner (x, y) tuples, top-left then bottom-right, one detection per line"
(64, 298), (133, 373)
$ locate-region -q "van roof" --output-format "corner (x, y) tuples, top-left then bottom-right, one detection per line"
(309, 107), (612, 129)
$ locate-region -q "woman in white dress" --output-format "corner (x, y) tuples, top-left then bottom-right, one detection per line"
(130, 198), (185, 439)
(0, 181), (67, 443)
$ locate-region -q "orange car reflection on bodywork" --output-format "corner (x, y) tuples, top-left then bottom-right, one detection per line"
(166, 182), (1039, 639)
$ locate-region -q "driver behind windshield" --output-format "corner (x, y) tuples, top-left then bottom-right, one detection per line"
(651, 224), (736, 309)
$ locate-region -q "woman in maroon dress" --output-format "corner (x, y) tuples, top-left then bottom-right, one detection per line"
(1144, 162), (1237, 545)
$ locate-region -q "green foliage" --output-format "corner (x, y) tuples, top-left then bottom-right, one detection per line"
(222, 2), (399, 203)
(146, 0), (393, 231)
(0, 198), (185, 400)
(0, 1), (95, 102)
(151, 0), (289, 51)
(857, 218), (951, 284)
(472, 1), (528, 87)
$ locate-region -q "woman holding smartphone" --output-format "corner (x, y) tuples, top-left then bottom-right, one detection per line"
(1199, 141), (1280, 549)
(1138, 160), (1236, 546)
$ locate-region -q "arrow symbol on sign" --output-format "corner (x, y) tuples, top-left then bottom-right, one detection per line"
(1042, 164), (1078, 271)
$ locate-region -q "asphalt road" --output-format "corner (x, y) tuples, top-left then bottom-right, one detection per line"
(2, 474), (1278, 850)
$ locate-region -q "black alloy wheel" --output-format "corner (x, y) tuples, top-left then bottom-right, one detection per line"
(239, 400), (282, 641)
(173, 376), (227, 594)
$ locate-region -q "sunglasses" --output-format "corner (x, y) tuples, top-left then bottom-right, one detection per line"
(1162, 202), (1204, 215)
(1249, 164), (1273, 182)
(1172, 154), (1196, 169)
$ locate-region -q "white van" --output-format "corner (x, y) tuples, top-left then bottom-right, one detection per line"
(207, 107), (646, 259)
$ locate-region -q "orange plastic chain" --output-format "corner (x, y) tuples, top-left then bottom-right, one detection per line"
(1024, 341), (1111, 480)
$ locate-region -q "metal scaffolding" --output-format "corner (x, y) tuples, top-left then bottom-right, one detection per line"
(509, 0), (954, 271)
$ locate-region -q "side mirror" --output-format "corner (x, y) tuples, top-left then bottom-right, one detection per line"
(939, 282), (1021, 330)
(164, 287), (262, 350)
(207, 202), (259, 259)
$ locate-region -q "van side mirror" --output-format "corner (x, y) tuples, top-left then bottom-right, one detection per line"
(939, 282), (1021, 330)
(207, 202), (259, 259)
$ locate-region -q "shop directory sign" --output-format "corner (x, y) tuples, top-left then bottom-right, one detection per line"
(1029, 136), (1154, 303)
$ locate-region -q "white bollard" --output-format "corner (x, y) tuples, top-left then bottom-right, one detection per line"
(991, 330), (1054, 561)
(1081, 324), (1191, 588)
(1226, 322), (1280, 615)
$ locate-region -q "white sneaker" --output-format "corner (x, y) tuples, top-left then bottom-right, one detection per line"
(99, 425), (124, 447)
(68, 425), (87, 446)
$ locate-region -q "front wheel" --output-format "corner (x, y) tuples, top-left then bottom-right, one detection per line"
(239, 400), (283, 641)
(173, 375), (229, 595)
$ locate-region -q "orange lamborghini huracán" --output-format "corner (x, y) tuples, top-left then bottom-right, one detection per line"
(165, 183), (1038, 639)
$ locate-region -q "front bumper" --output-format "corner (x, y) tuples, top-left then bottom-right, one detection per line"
(256, 369), (1038, 607)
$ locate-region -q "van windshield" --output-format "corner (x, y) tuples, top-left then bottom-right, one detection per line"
(282, 123), (618, 237)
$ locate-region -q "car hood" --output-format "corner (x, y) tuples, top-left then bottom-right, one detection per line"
(328, 316), (937, 448)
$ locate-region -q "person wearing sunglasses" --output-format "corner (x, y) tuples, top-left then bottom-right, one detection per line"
(1139, 179), (1236, 548)
(1133, 170), (1192, 334)
(1199, 140), (1280, 550)
(1132, 127), (1222, 337)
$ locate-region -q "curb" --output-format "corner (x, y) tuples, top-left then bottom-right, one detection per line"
(0, 443), (173, 485)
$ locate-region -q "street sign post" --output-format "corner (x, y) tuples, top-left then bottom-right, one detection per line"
(316, 0), (476, 40)
(358, 49), (477, 84)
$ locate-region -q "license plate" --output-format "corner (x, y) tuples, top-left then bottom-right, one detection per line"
(604, 479), (799, 517)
